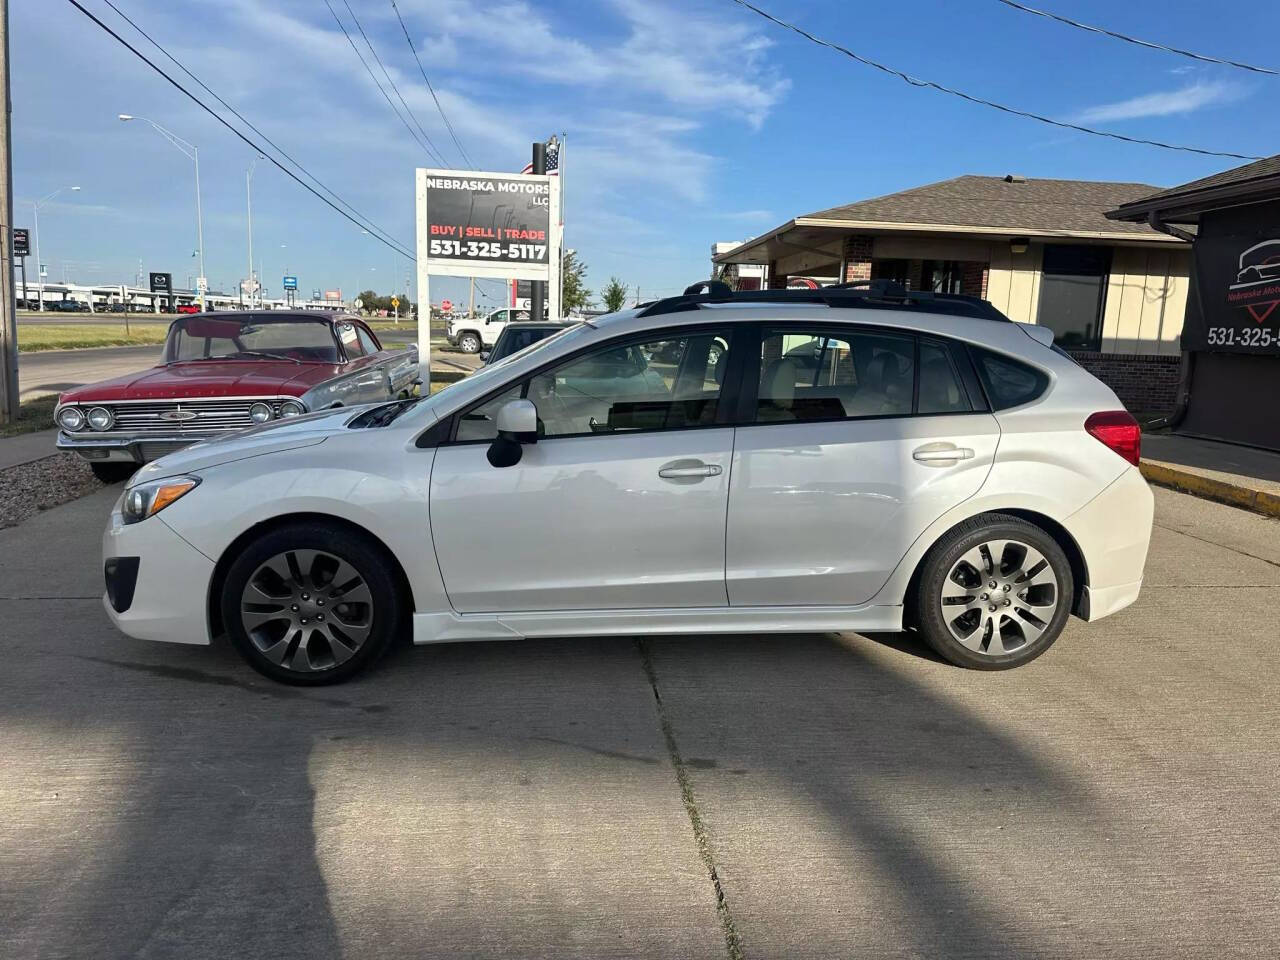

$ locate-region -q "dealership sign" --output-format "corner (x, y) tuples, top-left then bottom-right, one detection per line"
(1188, 231), (1280, 353)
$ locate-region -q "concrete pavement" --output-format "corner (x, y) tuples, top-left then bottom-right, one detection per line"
(1, 486), (1278, 957)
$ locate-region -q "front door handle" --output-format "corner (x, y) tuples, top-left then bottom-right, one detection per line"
(658, 459), (723, 480)
(913, 444), (975, 463)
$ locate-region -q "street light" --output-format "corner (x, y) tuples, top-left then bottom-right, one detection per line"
(32, 185), (81, 311)
(119, 114), (206, 309)
(246, 155), (265, 308)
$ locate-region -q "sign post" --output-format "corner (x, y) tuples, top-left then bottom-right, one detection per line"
(12, 226), (27, 308)
(282, 275), (298, 308)
(149, 271), (173, 314)
(415, 167), (561, 388)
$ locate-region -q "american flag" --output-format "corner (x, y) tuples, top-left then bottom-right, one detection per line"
(520, 137), (560, 175)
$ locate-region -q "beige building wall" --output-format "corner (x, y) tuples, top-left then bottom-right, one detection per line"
(986, 242), (1043, 325)
(1100, 247), (1190, 356)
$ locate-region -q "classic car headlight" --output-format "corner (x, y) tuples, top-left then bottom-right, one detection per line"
(279, 399), (306, 418)
(87, 406), (114, 431)
(57, 406), (85, 431)
(248, 401), (274, 423)
(122, 475), (200, 525)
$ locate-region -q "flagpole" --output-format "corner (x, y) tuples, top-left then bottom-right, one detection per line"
(559, 132), (566, 317)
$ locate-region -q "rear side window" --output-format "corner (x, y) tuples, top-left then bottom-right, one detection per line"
(972, 348), (1049, 410)
(756, 329), (914, 422)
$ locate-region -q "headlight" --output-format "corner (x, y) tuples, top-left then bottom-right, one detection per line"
(87, 406), (114, 431)
(121, 475), (200, 525)
(57, 406), (85, 431)
(248, 401), (273, 423)
(279, 399), (306, 418)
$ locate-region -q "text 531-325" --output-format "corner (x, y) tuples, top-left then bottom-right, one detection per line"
(1207, 326), (1277, 348)
(429, 239), (547, 261)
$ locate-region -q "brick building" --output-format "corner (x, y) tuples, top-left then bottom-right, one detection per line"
(712, 175), (1193, 418)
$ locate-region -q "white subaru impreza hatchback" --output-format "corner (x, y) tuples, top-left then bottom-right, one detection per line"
(102, 284), (1153, 685)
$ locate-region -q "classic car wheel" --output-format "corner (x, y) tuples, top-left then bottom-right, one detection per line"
(221, 522), (402, 685)
(457, 332), (482, 354)
(91, 462), (137, 484)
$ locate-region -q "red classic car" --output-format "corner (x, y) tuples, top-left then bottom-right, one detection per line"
(55, 311), (419, 482)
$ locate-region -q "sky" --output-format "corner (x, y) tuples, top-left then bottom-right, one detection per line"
(13, 0), (1280, 310)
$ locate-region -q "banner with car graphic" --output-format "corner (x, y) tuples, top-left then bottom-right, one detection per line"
(1186, 202), (1280, 354)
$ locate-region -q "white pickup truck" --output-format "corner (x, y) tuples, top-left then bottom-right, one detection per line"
(446, 308), (531, 354)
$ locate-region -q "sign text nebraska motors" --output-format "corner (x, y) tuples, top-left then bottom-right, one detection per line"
(424, 175), (550, 267)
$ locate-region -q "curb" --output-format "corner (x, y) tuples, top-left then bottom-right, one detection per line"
(1140, 460), (1280, 519)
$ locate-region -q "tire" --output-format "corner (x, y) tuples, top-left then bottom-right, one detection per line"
(91, 461), (138, 484)
(457, 332), (481, 354)
(914, 514), (1073, 670)
(220, 521), (403, 685)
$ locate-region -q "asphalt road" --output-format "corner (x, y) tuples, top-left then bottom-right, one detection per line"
(1, 485), (1278, 958)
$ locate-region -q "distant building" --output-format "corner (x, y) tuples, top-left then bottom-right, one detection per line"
(713, 174), (1192, 418)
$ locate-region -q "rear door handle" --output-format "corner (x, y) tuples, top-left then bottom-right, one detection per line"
(913, 444), (975, 463)
(658, 460), (723, 480)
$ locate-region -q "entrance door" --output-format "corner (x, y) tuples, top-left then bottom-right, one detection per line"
(1038, 245), (1110, 350)
(430, 327), (739, 612)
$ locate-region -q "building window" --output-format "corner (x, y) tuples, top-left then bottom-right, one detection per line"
(921, 260), (963, 294)
(1037, 245), (1110, 351)
(872, 259), (911, 287)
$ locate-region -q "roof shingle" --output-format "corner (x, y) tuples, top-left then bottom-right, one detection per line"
(801, 175), (1166, 236)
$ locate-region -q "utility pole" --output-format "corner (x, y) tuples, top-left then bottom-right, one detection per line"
(529, 140), (546, 324)
(0, 0), (17, 423)
(468, 275), (475, 318)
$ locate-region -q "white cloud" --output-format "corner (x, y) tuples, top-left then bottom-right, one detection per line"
(1075, 80), (1244, 124)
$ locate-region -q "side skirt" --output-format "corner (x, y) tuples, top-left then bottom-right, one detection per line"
(412, 604), (905, 645)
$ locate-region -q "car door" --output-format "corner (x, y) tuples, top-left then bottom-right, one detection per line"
(430, 325), (740, 613)
(335, 320), (389, 403)
(726, 324), (1000, 606)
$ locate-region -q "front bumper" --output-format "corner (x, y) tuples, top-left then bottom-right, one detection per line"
(57, 431), (215, 464)
(102, 498), (215, 645)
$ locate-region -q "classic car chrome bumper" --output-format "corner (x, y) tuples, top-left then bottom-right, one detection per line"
(56, 431), (218, 464)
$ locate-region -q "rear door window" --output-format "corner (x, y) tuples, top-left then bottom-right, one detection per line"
(917, 341), (972, 414)
(756, 328), (914, 421)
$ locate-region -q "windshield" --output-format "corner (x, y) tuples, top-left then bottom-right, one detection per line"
(164, 315), (340, 363)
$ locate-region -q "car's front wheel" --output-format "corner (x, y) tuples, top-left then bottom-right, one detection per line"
(221, 522), (402, 685)
(457, 332), (481, 354)
(914, 515), (1073, 670)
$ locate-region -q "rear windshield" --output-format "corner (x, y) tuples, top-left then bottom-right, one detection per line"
(971, 347), (1049, 410)
(165, 316), (339, 363)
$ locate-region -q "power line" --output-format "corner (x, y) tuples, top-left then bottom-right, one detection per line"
(64, 0), (415, 259)
(339, 0), (450, 166)
(993, 0), (1278, 76)
(726, 0), (1263, 161)
(98, 0), (412, 258)
(322, 0), (447, 166)
(389, 0), (475, 168)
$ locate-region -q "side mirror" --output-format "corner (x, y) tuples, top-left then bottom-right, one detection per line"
(487, 399), (538, 468)
(479, 350), (490, 363)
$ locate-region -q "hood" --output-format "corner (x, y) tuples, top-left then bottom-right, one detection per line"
(59, 359), (337, 404)
(130, 406), (356, 481)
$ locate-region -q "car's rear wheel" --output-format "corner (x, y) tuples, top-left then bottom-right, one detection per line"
(91, 462), (137, 484)
(914, 515), (1073, 670)
(457, 332), (481, 354)
(221, 522), (402, 685)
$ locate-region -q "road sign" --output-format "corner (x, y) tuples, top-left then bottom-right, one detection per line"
(196, 277), (209, 294)
(440, 298), (452, 312)
(12, 228), (29, 258)
(241, 278), (260, 295)
(354, 297), (364, 310)
(391, 296), (400, 309)
(282, 275), (298, 291)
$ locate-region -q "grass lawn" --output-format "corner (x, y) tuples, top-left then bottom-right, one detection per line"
(18, 324), (169, 353)
(0, 395), (57, 437)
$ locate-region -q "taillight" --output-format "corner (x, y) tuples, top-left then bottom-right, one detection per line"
(1085, 411), (1141, 466)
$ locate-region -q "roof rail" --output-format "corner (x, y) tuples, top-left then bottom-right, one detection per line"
(636, 280), (1012, 322)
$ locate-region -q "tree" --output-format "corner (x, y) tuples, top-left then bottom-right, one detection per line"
(561, 250), (592, 313)
(602, 276), (628, 313)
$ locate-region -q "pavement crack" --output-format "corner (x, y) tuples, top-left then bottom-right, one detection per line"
(636, 639), (744, 960)
(1154, 521), (1280, 570)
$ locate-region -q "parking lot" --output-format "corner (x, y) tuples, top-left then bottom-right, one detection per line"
(1, 483), (1278, 958)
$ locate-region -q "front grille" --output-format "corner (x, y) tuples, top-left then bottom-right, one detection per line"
(105, 399), (289, 434)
